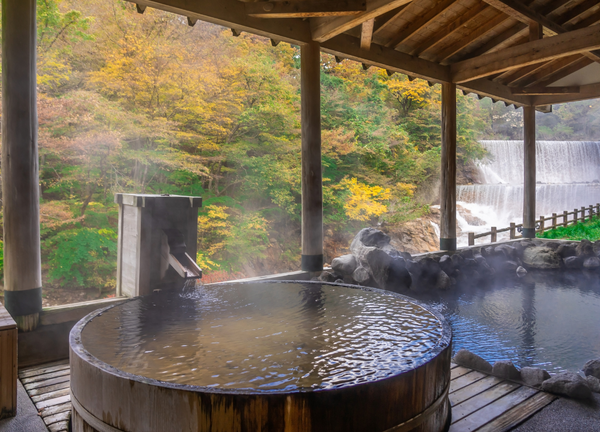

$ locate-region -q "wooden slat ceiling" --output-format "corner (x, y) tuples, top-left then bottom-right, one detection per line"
(130, 0), (600, 108)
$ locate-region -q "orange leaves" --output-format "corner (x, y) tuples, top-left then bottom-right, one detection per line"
(321, 128), (356, 161)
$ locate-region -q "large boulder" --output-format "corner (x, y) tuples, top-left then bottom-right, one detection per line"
(492, 360), (520, 380)
(520, 367), (550, 387)
(576, 239), (594, 257)
(365, 248), (411, 292)
(586, 375), (600, 393)
(541, 372), (593, 400)
(352, 266), (370, 284)
(557, 243), (577, 258)
(434, 270), (451, 290)
(564, 256), (584, 269)
(453, 349), (492, 373)
(583, 256), (600, 269)
(522, 247), (561, 269)
(331, 254), (357, 276)
(353, 227), (391, 248)
(583, 358), (600, 379)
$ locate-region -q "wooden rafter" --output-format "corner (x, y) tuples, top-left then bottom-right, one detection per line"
(246, 1), (367, 19)
(510, 54), (583, 87)
(555, 0), (599, 26)
(311, 0), (413, 42)
(482, 0), (600, 63)
(458, 22), (526, 59)
(451, 25), (600, 83)
(384, 0), (456, 48)
(361, 18), (375, 49)
(409, 3), (489, 56)
(511, 85), (580, 95)
(436, 12), (509, 63)
(529, 57), (594, 88)
(372, 5), (410, 37)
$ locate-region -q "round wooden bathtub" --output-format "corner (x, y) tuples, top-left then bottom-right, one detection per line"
(69, 281), (452, 432)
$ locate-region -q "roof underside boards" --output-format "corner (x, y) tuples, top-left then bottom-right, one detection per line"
(130, 0), (600, 107)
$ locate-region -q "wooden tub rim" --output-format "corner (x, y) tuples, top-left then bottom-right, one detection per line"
(69, 280), (452, 397)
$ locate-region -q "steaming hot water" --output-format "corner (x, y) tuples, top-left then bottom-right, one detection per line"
(457, 141), (600, 245)
(81, 281), (446, 391)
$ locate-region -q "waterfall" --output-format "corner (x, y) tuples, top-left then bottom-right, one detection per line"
(457, 141), (600, 245)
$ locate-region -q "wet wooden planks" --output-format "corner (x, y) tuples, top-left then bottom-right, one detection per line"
(448, 362), (557, 432)
(19, 360), (70, 432)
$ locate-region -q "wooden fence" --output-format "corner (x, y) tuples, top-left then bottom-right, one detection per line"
(467, 203), (600, 246)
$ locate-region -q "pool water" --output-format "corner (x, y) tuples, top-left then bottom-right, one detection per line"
(81, 282), (445, 391)
(408, 270), (600, 373)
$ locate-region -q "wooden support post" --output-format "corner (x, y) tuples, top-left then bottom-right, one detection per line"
(552, 213), (557, 229)
(581, 206), (586, 222)
(468, 232), (475, 246)
(0, 304), (17, 419)
(1, 0), (42, 331)
(491, 227), (497, 243)
(301, 41), (323, 272)
(539, 216), (545, 234)
(574, 208), (578, 224)
(440, 82), (457, 251)
(563, 210), (568, 227)
(510, 222), (516, 239)
(596, 203), (600, 216)
(522, 105), (536, 238)
(589, 205), (593, 220)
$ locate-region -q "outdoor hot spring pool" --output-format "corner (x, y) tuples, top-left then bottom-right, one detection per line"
(406, 270), (600, 373)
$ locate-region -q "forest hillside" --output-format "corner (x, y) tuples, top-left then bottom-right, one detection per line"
(1, 0), (600, 304)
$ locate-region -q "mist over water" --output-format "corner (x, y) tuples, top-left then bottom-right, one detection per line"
(457, 141), (600, 245)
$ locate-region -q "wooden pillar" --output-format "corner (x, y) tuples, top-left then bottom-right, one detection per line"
(440, 82), (457, 251)
(1, 0), (42, 331)
(301, 42), (323, 272)
(522, 105), (536, 238)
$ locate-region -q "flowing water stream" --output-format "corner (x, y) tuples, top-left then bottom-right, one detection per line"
(457, 141), (600, 245)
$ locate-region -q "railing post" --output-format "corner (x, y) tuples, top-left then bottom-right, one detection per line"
(574, 208), (578, 224)
(510, 222), (516, 239)
(491, 227), (497, 243)
(596, 203), (600, 217)
(581, 206), (586, 223)
(589, 205), (594, 220)
(468, 232), (475, 246)
(563, 211), (568, 227)
(539, 216), (544, 234)
(552, 213), (557, 229)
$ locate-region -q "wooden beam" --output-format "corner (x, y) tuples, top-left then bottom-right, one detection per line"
(373, 5), (409, 37)
(130, 0), (313, 45)
(458, 78), (532, 106)
(451, 25), (600, 83)
(460, 23), (527, 59)
(510, 85), (580, 94)
(2, 0), (43, 332)
(385, 0), (456, 48)
(246, 0), (366, 19)
(533, 82), (600, 105)
(301, 41), (323, 272)
(555, 0), (599, 26)
(410, 3), (490, 56)
(311, 0), (413, 42)
(361, 18), (374, 49)
(440, 82), (457, 251)
(321, 32), (451, 82)
(482, 0), (565, 34)
(522, 105), (536, 238)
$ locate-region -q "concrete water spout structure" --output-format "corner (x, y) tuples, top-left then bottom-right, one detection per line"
(115, 193), (203, 297)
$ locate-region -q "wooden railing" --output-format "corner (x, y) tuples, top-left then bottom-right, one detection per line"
(467, 203), (600, 246)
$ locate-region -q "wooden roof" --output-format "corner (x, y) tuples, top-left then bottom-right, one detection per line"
(131, 0), (600, 108)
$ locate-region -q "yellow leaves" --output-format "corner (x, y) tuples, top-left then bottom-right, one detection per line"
(394, 182), (417, 200)
(379, 73), (431, 116)
(340, 178), (390, 221)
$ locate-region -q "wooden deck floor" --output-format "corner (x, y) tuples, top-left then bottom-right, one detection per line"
(448, 363), (557, 432)
(19, 360), (71, 432)
(17, 361), (556, 432)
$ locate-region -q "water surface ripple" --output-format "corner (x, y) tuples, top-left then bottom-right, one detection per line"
(82, 282), (444, 391)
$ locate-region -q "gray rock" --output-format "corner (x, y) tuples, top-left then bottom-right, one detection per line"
(541, 372), (593, 400)
(516, 266), (527, 277)
(593, 240), (600, 256)
(355, 227), (391, 248)
(495, 244), (517, 259)
(352, 266), (370, 283)
(557, 244), (577, 258)
(522, 247), (561, 269)
(492, 360), (521, 380)
(439, 255), (453, 273)
(564, 256), (584, 269)
(365, 248), (411, 292)
(460, 248), (474, 259)
(583, 256), (600, 269)
(319, 271), (341, 283)
(520, 367), (550, 387)
(435, 270), (450, 290)
(334, 279), (344, 284)
(331, 254), (357, 276)
(586, 375), (600, 393)
(576, 239), (594, 256)
(453, 349), (492, 373)
(583, 358), (600, 379)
